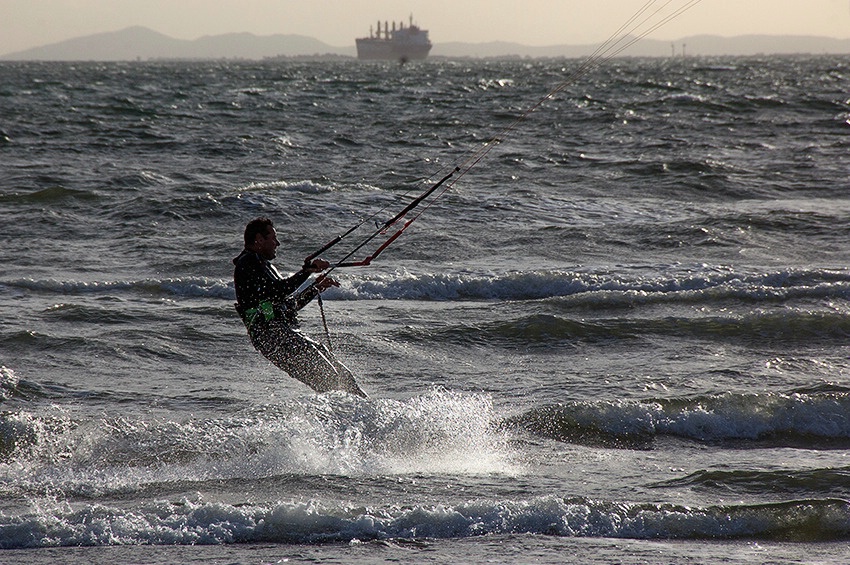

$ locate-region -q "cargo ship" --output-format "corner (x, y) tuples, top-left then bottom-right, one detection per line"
(356, 15), (432, 61)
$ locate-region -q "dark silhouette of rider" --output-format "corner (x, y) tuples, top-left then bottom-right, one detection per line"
(233, 217), (366, 397)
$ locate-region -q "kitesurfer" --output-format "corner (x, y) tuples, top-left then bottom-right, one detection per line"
(233, 217), (367, 397)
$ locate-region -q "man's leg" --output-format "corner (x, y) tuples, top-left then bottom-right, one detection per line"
(252, 322), (366, 397)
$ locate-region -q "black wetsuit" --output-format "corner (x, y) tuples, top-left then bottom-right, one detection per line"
(232, 248), (317, 327)
(232, 249), (366, 397)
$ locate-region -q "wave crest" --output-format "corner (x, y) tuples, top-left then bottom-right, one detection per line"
(508, 389), (850, 447)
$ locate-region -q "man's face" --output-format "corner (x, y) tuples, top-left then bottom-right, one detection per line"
(255, 227), (280, 260)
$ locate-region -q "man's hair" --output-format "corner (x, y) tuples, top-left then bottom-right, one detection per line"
(244, 217), (274, 246)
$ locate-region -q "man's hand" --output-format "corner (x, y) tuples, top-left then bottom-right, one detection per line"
(315, 276), (340, 292)
(303, 258), (330, 273)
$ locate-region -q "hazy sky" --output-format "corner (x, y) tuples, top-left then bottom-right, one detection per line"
(3, 0), (850, 55)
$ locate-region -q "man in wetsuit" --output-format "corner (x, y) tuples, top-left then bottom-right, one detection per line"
(233, 217), (367, 397)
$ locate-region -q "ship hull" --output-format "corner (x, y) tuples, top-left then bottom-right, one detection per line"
(356, 38), (431, 61)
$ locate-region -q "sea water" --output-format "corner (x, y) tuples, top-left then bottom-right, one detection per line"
(1, 55), (850, 563)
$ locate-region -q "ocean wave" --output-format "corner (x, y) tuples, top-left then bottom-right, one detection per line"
(0, 185), (100, 204)
(653, 466), (850, 497)
(340, 267), (850, 303)
(419, 309), (850, 348)
(0, 388), (518, 497)
(0, 495), (847, 548)
(507, 389), (850, 447)
(2, 276), (233, 300)
(0, 367), (21, 402)
(0, 368), (57, 406)
(5, 267), (850, 307)
(237, 179), (338, 194)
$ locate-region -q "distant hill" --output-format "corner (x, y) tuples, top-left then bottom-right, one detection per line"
(2, 26), (850, 61)
(434, 35), (850, 58)
(0, 26), (354, 61)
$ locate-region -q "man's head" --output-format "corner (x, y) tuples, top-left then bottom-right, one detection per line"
(244, 217), (279, 259)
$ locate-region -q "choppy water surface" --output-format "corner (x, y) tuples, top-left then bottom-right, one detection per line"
(1, 55), (850, 563)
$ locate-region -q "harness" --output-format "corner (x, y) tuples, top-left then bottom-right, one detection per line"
(237, 300), (275, 331)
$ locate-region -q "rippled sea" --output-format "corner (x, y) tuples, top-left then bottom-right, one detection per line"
(2, 55), (850, 564)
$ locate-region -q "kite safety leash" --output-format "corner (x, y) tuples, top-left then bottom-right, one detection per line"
(316, 293), (333, 350)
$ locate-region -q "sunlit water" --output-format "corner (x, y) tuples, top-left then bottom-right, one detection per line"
(2, 55), (850, 563)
